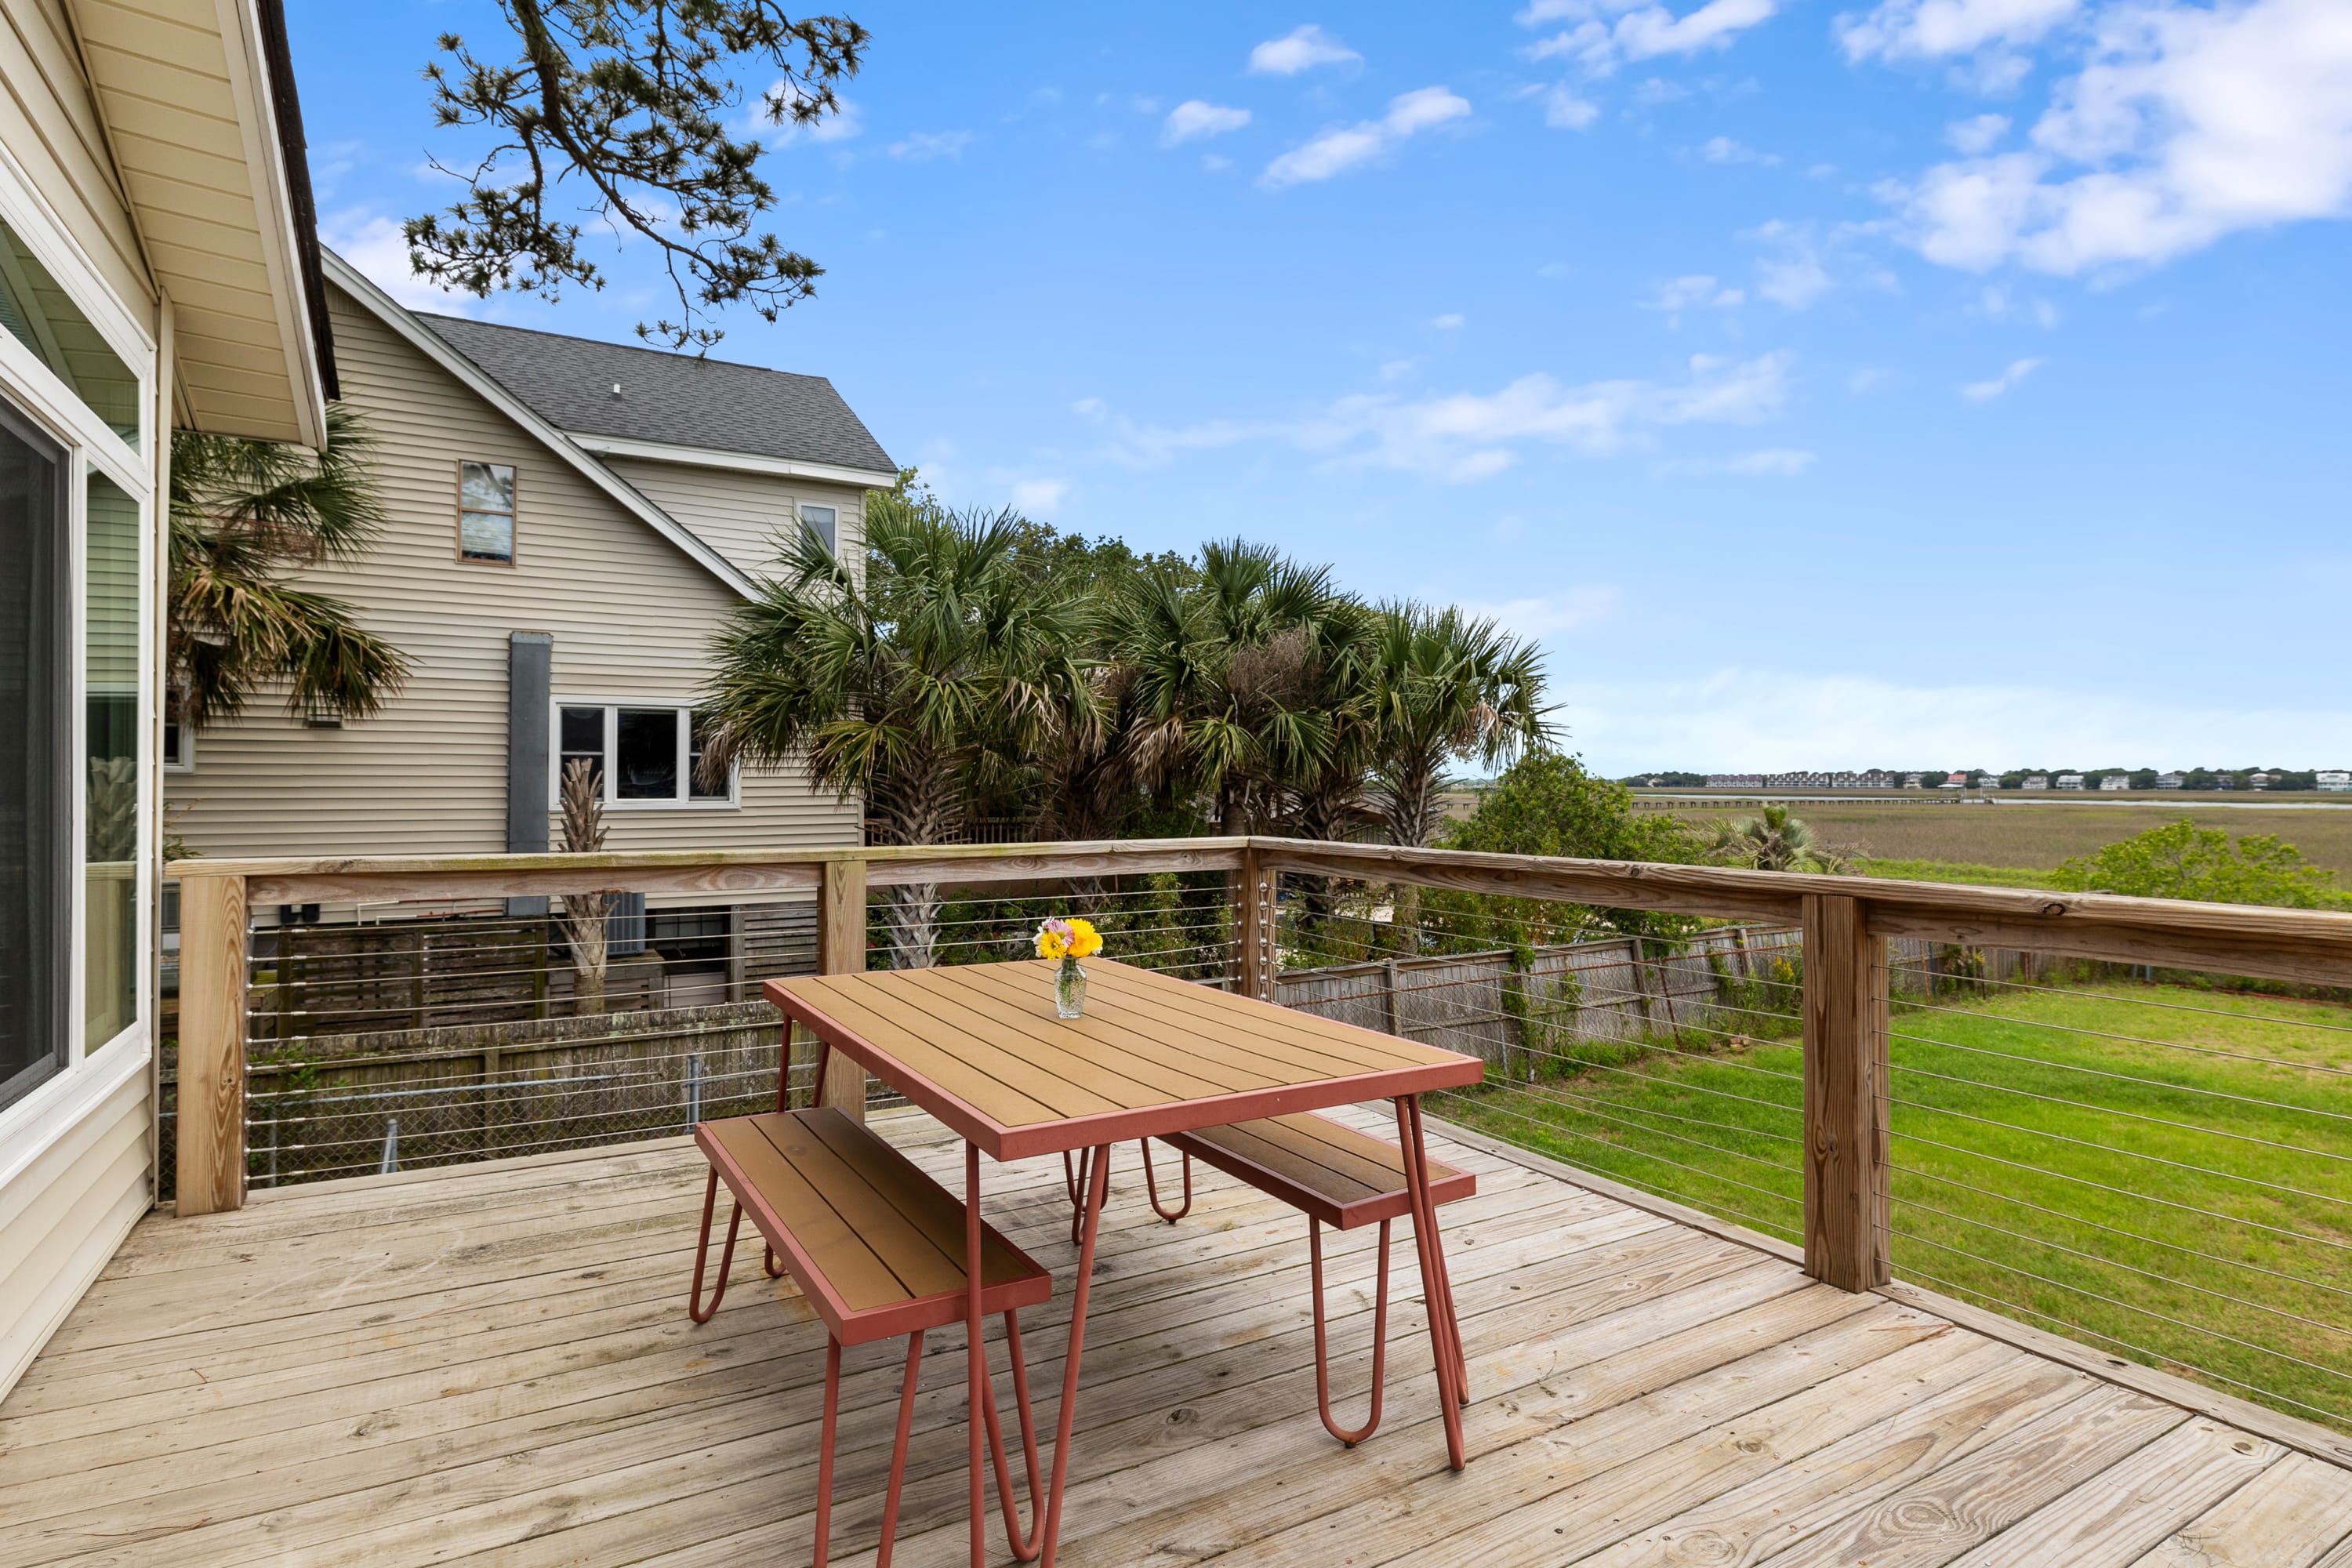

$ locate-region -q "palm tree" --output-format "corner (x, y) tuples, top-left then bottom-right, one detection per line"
(1365, 605), (1548, 850)
(1359, 605), (1547, 955)
(168, 405), (408, 730)
(700, 490), (1096, 967)
(1109, 540), (1353, 836)
(1711, 805), (1849, 873)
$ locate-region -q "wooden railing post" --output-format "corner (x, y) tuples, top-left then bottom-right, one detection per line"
(817, 856), (869, 1120)
(1236, 848), (1275, 1001)
(176, 872), (249, 1217)
(1802, 892), (1889, 1291)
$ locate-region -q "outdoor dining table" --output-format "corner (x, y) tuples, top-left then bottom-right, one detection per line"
(762, 956), (1487, 1567)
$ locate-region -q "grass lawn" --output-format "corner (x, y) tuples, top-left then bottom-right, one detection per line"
(1441, 979), (2352, 1432)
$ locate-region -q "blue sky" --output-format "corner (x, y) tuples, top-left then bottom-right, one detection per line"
(289, 1), (2352, 775)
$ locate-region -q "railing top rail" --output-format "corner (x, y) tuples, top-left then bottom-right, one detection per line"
(169, 837), (1254, 906)
(165, 832), (2352, 987)
(1252, 837), (2352, 988)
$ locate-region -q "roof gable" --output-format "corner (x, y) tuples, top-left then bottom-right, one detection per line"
(414, 314), (895, 476)
(320, 249), (758, 601)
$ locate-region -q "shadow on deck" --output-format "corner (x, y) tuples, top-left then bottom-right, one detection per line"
(6, 1109), (2350, 1567)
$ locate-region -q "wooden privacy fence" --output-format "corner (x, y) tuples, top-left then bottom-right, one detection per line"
(169, 835), (2352, 1304)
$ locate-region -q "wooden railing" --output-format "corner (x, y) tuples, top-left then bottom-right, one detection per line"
(167, 834), (2352, 1313)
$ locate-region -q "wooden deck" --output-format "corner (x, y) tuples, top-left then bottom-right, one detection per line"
(7, 1109), (2352, 1568)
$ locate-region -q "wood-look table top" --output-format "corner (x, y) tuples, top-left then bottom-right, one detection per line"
(762, 959), (1485, 1160)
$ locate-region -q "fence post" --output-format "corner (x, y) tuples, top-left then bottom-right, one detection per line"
(176, 871), (249, 1217)
(1802, 892), (1890, 1292)
(817, 855), (869, 1119)
(1236, 848), (1276, 1002)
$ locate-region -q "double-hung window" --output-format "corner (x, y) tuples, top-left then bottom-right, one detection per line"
(458, 460), (516, 564)
(800, 503), (837, 554)
(554, 701), (735, 808)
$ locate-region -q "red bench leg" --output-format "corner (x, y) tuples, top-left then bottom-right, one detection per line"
(875, 1330), (927, 1567)
(1310, 1217), (1389, 1444)
(1062, 1145), (1113, 1246)
(815, 1337), (843, 1566)
(1140, 1140), (1192, 1222)
(688, 1167), (744, 1324)
(1394, 1094), (1467, 1468)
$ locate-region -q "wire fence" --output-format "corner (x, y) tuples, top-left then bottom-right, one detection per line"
(173, 869), (1240, 1200)
(173, 855), (2352, 1434)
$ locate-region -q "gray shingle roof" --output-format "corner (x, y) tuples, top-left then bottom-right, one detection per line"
(416, 314), (895, 475)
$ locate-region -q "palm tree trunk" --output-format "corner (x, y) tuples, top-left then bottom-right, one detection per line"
(874, 759), (962, 969)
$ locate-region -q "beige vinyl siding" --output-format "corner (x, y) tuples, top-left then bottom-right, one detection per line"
(165, 284), (862, 859)
(0, 1062), (148, 1399)
(0, 0), (150, 311)
(600, 456), (866, 582)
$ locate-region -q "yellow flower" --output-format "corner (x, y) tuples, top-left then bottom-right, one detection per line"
(1036, 916), (1100, 960)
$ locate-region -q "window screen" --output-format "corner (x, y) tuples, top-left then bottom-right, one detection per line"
(615, 707), (679, 799)
(459, 461), (516, 563)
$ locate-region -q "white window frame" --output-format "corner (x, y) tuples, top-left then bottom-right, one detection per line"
(550, 696), (739, 811)
(0, 149), (158, 1148)
(162, 718), (194, 773)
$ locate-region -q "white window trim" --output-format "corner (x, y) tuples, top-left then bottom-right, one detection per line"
(163, 720), (194, 773)
(550, 696), (740, 811)
(0, 154), (158, 1142)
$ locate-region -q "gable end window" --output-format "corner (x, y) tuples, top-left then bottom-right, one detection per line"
(553, 701), (735, 808)
(800, 503), (837, 554)
(459, 460), (516, 564)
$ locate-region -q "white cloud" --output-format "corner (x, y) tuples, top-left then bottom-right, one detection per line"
(1298, 352), (1793, 479)
(1552, 666), (2352, 775)
(1261, 87), (1471, 187)
(1889, 0), (2352, 275)
(1959, 356), (2045, 398)
(1163, 100), (1251, 146)
(887, 130), (972, 162)
(322, 212), (466, 312)
(1010, 477), (1069, 514)
(1747, 220), (1834, 308)
(1701, 134), (1780, 165)
(1722, 446), (1817, 474)
(1454, 586), (1624, 638)
(1645, 274), (1746, 313)
(1945, 112), (2012, 154)
(1432, 312), (1467, 328)
(1075, 352), (1794, 482)
(1544, 85), (1602, 128)
(1837, 0), (2079, 63)
(1524, 0), (1780, 74)
(1249, 24), (1360, 75)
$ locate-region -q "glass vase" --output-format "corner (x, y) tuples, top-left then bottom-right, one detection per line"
(1055, 955), (1088, 1019)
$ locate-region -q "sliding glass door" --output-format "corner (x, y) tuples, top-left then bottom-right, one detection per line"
(0, 397), (68, 1109)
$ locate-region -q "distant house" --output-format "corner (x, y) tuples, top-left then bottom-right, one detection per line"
(2099, 774), (2129, 792)
(1940, 771), (1968, 789)
(2213, 773), (2237, 790)
(2023, 775), (2049, 790)
(2249, 771), (2273, 789)
(2157, 773), (2184, 789)
(1706, 775), (1766, 789)
(1902, 774), (1923, 789)
(2057, 773), (2085, 790)
(2321, 770), (2352, 792)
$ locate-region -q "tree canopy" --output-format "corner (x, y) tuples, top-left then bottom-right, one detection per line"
(2049, 820), (2347, 909)
(409, 1), (868, 350)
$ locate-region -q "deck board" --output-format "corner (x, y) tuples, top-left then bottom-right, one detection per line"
(5, 1108), (2348, 1567)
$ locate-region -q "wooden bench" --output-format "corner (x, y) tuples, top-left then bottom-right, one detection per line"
(688, 1107), (1054, 1566)
(1134, 1110), (1475, 1445)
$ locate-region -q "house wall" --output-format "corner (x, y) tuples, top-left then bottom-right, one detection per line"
(0, 0), (150, 311)
(601, 455), (867, 583)
(0, 0), (154, 1406)
(165, 284), (864, 859)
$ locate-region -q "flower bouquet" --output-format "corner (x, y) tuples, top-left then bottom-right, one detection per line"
(1036, 916), (1104, 1018)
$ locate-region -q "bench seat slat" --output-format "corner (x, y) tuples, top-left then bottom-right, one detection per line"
(698, 1108), (1053, 1345)
(1163, 1112), (1475, 1230)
